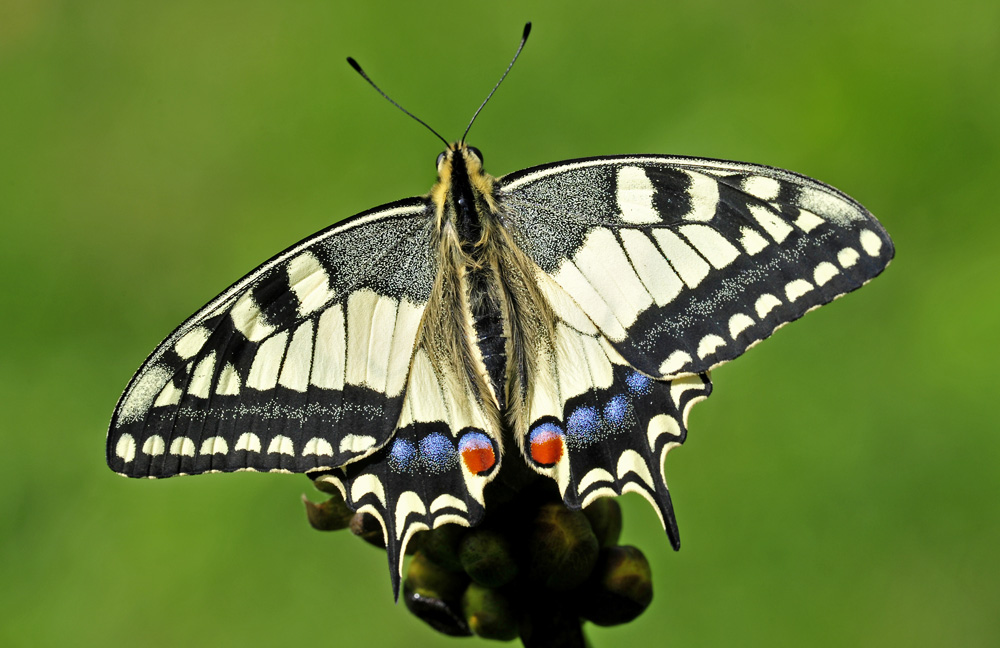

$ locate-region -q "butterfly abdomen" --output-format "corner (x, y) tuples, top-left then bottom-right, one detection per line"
(470, 279), (508, 414)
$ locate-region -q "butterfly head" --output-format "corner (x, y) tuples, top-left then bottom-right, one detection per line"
(436, 142), (485, 176)
(430, 143), (496, 221)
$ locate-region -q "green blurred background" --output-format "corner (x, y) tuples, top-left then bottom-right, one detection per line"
(2, 1), (998, 646)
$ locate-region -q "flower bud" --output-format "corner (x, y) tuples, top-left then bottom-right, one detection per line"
(583, 497), (622, 548)
(578, 545), (653, 626)
(459, 528), (518, 588)
(349, 511), (386, 550)
(403, 551), (471, 637)
(461, 582), (518, 641)
(302, 493), (354, 531)
(526, 502), (599, 591)
(407, 550), (470, 601)
(419, 523), (467, 572)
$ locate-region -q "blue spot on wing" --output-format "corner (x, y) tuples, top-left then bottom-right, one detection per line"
(626, 371), (654, 395)
(603, 395), (629, 426)
(567, 406), (600, 448)
(530, 421), (564, 443)
(457, 430), (492, 453)
(388, 438), (416, 473)
(418, 432), (457, 474)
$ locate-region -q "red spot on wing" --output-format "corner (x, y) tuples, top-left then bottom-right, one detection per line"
(530, 431), (563, 466)
(461, 444), (495, 475)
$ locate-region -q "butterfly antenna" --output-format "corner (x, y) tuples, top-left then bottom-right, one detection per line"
(347, 57), (450, 147)
(461, 22), (532, 144)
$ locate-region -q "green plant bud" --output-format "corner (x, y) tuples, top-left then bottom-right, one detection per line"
(407, 551), (469, 601)
(526, 502), (599, 591)
(405, 532), (422, 556)
(578, 545), (653, 626)
(461, 582), (519, 641)
(302, 494), (354, 531)
(419, 523), (467, 572)
(349, 511), (386, 550)
(403, 551), (472, 636)
(403, 581), (471, 637)
(459, 528), (519, 588)
(583, 497), (622, 548)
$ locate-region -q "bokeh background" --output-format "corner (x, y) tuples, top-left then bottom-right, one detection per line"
(2, 1), (998, 646)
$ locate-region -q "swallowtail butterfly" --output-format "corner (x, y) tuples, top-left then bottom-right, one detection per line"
(106, 23), (893, 597)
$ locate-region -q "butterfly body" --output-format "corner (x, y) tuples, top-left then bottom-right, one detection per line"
(108, 142), (892, 595)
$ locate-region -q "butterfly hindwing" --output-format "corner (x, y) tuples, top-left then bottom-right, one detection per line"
(500, 155), (894, 379)
(519, 271), (712, 546)
(554, 370), (711, 548)
(315, 418), (497, 598)
(311, 342), (503, 598)
(107, 199), (437, 478)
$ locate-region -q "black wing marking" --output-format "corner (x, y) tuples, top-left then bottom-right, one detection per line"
(107, 198), (437, 478)
(499, 155), (894, 378)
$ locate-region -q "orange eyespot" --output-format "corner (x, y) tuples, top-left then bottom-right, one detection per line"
(458, 431), (496, 475)
(529, 423), (564, 467)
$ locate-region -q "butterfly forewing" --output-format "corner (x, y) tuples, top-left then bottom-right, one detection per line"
(107, 199), (439, 478)
(499, 155), (894, 379)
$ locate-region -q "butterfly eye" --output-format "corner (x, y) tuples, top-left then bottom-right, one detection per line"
(467, 147), (484, 165)
(436, 152), (446, 168)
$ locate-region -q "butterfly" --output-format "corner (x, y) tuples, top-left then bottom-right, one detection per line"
(106, 23), (893, 598)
